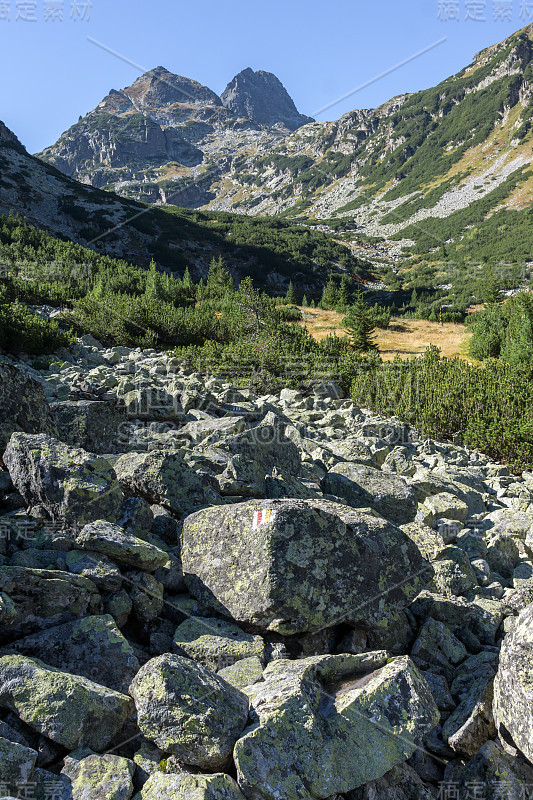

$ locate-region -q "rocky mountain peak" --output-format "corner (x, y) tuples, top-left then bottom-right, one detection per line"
(123, 67), (222, 108)
(221, 68), (314, 130)
(0, 120), (24, 150)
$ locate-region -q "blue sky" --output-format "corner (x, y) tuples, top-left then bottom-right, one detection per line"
(0, 0), (528, 153)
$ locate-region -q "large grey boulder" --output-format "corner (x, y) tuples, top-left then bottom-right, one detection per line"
(181, 499), (432, 635)
(0, 735), (38, 797)
(442, 675), (495, 757)
(0, 360), (57, 457)
(61, 750), (135, 800)
(493, 603), (533, 762)
(410, 617), (467, 681)
(136, 771), (246, 800)
(234, 652), (439, 800)
(443, 740), (533, 800)
(75, 520), (168, 571)
(409, 468), (486, 515)
(216, 423), (302, 497)
(322, 463), (417, 524)
(346, 762), (436, 800)
(0, 615), (139, 694)
(0, 654), (134, 751)
(173, 617), (266, 671)
(483, 508), (533, 541)
(50, 400), (127, 454)
(114, 449), (221, 517)
(130, 653), (249, 770)
(0, 567), (101, 644)
(3, 433), (123, 526)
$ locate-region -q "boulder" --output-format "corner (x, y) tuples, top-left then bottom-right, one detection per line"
(3, 434), (123, 526)
(135, 772), (246, 800)
(346, 762), (436, 800)
(0, 567), (101, 643)
(126, 571), (164, 624)
(486, 532), (521, 578)
(216, 423), (301, 497)
(409, 469), (485, 515)
(442, 740), (533, 800)
(322, 463), (416, 524)
(61, 750), (135, 800)
(416, 492), (469, 528)
(0, 360), (57, 457)
(0, 615), (139, 694)
(181, 499), (432, 635)
(130, 653), (249, 770)
(493, 603), (533, 762)
(410, 591), (503, 645)
(400, 522), (446, 562)
(430, 546), (477, 597)
(65, 549), (123, 592)
(0, 735), (38, 797)
(234, 652), (439, 800)
(173, 617), (266, 671)
(410, 618), (467, 681)
(50, 400), (127, 454)
(114, 449), (221, 517)
(218, 656), (264, 690)
(484, 508), (533, 541)
(442, 676), (495, 757)
(0, 655), (134, 751)
(75, 520), (168, 571)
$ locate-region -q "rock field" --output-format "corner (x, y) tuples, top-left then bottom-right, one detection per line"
(0, 334), (532, 799)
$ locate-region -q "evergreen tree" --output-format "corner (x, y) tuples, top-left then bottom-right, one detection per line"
(206, 256), (234, 300)
(483, 274), (504, 307)
(302, 294), (309, 307)
(337, 275), (350, 309)
(410, 288), (419, 307)
(182, 266), (193, 288)
(320, 274), (339, 309)
(342, 292), (378, 353)
(500, 295), (533, 365)
(285, 281), (297, 305)
(145, 260), (162, 300)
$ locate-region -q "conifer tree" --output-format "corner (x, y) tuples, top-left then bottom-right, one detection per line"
(342, 292), (378, 353)
(182, 266), (193, 288)
(285, 281), (297, 305)
(145, 259), (162, 300)
(206, 256), (234, 299)
(320, 274), (339, 309)
(337, 275), (350, 309)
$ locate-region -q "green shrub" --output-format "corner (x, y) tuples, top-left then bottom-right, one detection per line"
(0, 301), (74, 355)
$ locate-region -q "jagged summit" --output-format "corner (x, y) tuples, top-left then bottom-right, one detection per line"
(37, 64), (313, 205)
(221, 67), (314, 130)
(122, 67), (222, 108)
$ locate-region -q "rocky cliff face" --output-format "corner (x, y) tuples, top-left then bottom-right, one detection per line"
(37, 66), (314, 206)
(221, 68), (314, 130)
(0, 338), (532, 798)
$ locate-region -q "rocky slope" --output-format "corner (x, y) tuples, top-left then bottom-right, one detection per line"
(0, 121), (368, 294)
(37, 66), (313, 206)
(0, 335), (532, 798)
(212, 24), (533, 237)
(38, 24), (533, 257)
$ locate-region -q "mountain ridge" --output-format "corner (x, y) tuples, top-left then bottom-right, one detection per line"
(37, 65), (313, 206)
